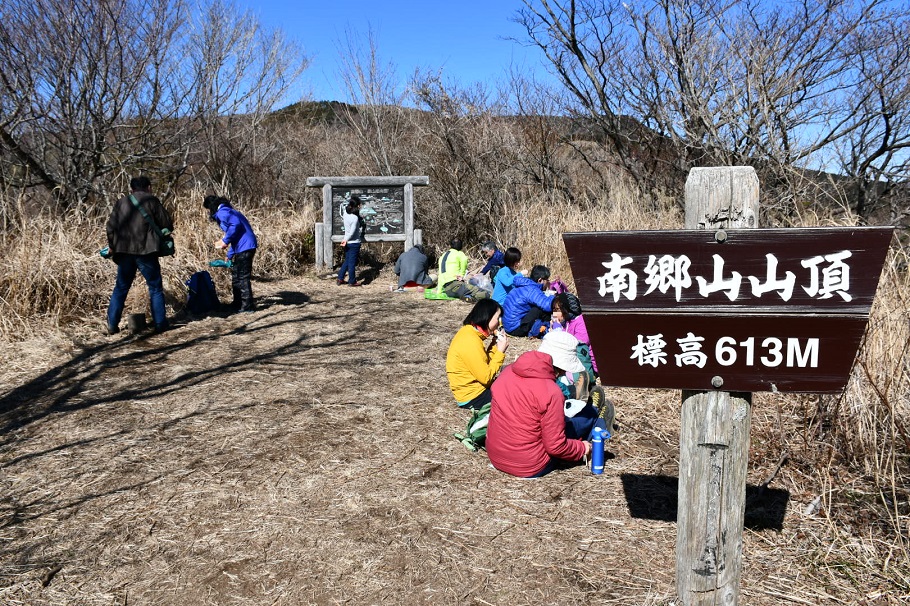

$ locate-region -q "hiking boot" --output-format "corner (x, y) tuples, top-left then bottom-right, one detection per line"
(591, 387), (616, 438)
(349, 281), (363, 287)
(573, 372), (590, 403)
(103, 323), (119, 336)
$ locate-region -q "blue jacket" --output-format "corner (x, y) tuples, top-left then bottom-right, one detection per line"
(480, 249), (505, 275)
(215, 204), (257, 257)
(492, 268), (536, 306)
(502, 279), (554, 333)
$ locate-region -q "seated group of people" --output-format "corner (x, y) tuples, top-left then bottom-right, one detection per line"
(431, 239), (588, 341)
(444, 256), (616, 478)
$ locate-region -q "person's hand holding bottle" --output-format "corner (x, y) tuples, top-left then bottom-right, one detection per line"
(495, 327), (510, 353)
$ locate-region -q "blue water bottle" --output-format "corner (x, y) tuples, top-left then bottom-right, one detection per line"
(591, 427), (605, 475)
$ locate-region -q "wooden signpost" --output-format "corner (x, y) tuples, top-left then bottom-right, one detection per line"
(563, 167), (892, 605)
(564, 227), (893, 393)
(305, 176), (429, 270)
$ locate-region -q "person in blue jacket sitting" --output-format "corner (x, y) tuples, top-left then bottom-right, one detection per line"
(478, 241), (505, 278)
(203, 195), (258, 312)
(502, 264), (555, 338)
(492, 247), (532, 305)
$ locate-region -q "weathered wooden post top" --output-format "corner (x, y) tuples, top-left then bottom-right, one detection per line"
(563, 166), (892, 605)
(305, 176), (429, 270)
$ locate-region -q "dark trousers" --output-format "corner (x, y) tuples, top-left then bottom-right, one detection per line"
(459, 388), (492, 410)
(337, 242), (361, 284)
(508, 306), (551, 337)
(231, 249), (255, 311)
(107, 254), (167, 330)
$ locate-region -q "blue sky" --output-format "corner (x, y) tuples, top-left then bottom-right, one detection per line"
(236, 0), (546, 105)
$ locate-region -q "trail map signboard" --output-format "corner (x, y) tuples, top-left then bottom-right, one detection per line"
(305, 176), (429, 269)
(564, 227), (892, 393)
(330, 186), (406, 237)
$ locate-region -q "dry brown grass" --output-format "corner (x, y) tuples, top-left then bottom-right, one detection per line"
(0, 187), (908, 603)
(0, 190), (320, 338)
(493, 183), (682, 287)
(0, 274), (906, 604)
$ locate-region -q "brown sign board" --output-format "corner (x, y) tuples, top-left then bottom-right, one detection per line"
(585, 313), (868, 393)
(563, 227), (893, 392)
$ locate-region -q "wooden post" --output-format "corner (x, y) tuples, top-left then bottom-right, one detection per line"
(404, 182), (415, 251)
(306, 176), (428, 270)
(322, 184), (333, 269)
(677, 167), (759, 605)
(315, 223), (324, 270)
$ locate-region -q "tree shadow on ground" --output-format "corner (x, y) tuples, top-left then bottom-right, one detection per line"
(0, 293), (369, 443)
(619, 473), (789, 531)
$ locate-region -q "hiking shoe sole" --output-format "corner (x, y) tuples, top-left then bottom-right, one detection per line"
(595, 391), (616, 438)
(574, 372), (590, 403)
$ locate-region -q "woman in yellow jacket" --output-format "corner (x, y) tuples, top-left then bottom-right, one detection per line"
(446, 299), (510, 409)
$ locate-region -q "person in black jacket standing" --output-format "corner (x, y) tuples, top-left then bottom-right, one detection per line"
(105, 176), (174, 334)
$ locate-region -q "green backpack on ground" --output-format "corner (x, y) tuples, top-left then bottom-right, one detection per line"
(454, 402), (492, 452)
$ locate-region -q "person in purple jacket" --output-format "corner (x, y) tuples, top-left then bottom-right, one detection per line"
(551, 292), (599, 375)
(203, 195), (258, 312)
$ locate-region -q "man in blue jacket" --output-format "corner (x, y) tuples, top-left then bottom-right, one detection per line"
(502, 265), (555, 337)
(478, 241), (505, 279)
(203, 195), (258, 312)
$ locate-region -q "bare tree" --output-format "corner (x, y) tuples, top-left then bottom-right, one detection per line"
(0, 0), (190, 210)
(410, 72), (519, 245)
(515, 0), (661, 187)
(505, 72), (578, 198)
(335, 28), (412, 176)
(187, 0), (308, 200)
(517, 0), (909, 219)
(833, 9), (910, 222)
(0, 0), (308, 211)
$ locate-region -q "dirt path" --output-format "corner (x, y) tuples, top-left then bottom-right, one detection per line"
(0, 274), (857, 605)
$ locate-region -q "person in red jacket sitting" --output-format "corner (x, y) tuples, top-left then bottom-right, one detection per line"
(485, 348), (593, 478)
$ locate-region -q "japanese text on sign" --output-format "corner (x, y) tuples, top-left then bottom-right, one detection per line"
(630, 332), (819, 370)
(598, 251), (852, 302)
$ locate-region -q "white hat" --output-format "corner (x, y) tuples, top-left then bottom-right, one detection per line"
(538, 331), (585, 374)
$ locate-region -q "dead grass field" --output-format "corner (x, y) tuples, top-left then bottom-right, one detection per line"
(0, 271), (905, 605)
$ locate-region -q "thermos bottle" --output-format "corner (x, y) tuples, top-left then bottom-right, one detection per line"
(591, 427), (605, 475)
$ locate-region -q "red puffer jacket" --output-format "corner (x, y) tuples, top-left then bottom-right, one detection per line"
(486, 351), (586, 477)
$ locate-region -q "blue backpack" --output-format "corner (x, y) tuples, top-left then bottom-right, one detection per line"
(186, 270), (219, 315)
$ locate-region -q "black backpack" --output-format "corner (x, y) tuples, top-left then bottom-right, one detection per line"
(185, 271), (219, 315)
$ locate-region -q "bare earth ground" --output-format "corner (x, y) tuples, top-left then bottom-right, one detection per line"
(0, 272), (891, 605)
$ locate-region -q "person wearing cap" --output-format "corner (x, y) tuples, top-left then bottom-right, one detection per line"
(203, 195), (258, 312)
(485, 331), (613, 478)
